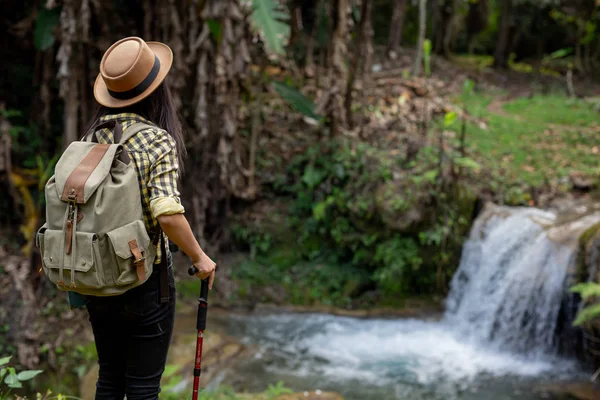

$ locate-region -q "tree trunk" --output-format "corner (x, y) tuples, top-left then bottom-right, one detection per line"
(345, 0), (373, 129)
(493, 0), (513, 69)
(289, 0), (303, 48)
(443, 0), (461, 57)
(305, 0), (323, 76)
(432, 0), (448, 55)
(386, 0), (407, 56)
(466, 0), (488, 55)
(413, 0), (427, 76)
(326, 0), (349, 136)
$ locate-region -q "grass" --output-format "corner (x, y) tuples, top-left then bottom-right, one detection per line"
(446, 92), (600, 200)
(453, 54), (562, 77)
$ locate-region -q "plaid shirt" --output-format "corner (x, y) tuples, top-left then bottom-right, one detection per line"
(97, 113), (184, 264)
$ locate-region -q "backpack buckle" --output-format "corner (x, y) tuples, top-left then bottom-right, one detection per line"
(67, 188), (77, 202)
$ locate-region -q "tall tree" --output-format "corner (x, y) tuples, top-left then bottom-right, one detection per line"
(387, 0), (408, 57)
(324, 0), (350, 136)
(466, 0), (489, 54)
(494, 0), (514, 69)
(413, 0), (427, 75)
(432, 0), (452, 56)
(346, 0), (374, 128)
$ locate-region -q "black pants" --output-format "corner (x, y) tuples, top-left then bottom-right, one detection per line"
(86, 261), (176, 400)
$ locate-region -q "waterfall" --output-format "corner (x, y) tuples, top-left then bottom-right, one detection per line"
(445, 203), (600, 357)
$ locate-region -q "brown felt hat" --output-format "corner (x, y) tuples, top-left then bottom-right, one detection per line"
(93, 37), (173, 108)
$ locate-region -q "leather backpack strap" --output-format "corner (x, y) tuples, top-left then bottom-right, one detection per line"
(159, 232), (170, 304)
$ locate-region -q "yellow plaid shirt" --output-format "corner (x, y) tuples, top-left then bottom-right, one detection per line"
(97, 113), (185, 264)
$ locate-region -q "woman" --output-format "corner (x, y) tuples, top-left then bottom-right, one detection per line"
(84, 37), (216, 399)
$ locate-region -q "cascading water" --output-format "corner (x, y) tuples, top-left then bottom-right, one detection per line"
(445, 203), (600, 356)
(446, 206), (568, 355)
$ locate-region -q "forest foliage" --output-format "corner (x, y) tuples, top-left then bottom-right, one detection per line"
(2, 0), (600, 301)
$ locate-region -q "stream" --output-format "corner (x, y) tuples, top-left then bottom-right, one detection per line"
(207, 311), (581, 400)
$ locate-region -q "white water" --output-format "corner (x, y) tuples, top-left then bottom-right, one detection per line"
(220, 204), (600, 399)
(445, 206), (570, 355)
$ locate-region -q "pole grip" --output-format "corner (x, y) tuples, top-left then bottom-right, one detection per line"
(189, 265), (209, 331)
(197, 279), (209, 330)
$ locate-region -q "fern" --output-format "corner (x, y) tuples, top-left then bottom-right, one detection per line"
(571, 282), (600, 300)
(249, 0), (290, 56)
(571, 282), (600, 326)
(574, 302), (600, 326)
(272, 81), (321, 121)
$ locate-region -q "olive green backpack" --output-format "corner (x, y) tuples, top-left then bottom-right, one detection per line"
(36, 121), (156, 296)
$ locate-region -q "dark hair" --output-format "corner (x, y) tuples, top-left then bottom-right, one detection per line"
(86, 82), (187, 174)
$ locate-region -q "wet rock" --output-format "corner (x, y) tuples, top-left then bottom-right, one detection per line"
(273, 392), (343, 400)
(240, 392), (343, 400)
(539, 381), (600, 400)
(570, 171), (598, 192)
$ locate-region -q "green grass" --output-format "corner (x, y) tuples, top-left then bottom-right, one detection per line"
(447, 92), (600, 200)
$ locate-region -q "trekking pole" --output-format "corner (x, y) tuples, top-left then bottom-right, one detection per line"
(188, 265), (210, 400)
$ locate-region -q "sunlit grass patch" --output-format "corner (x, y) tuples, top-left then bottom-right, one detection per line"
(445, 92), (600, 200)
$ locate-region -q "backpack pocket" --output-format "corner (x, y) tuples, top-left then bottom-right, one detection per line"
(39, 229), (104, 289)
(106, 220), (152, 286)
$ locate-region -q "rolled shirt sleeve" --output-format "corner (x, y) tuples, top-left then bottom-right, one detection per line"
(147, 130), (185, 219)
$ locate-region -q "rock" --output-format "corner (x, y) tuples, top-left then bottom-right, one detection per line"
(571, 171), (598, 191)
(539, 381), (600, 400)
(275, 392), (343, 400)
(375, 180), (429, 233)
(240, 392), (344, 400)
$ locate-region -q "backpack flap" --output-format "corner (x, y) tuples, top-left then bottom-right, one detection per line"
(54, 142), (123, 204)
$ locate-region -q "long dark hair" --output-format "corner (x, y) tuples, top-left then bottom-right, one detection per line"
(86, 82), (187, 174)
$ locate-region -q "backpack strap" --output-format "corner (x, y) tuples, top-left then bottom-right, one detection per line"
(86, 120), (123, 143)
(119, 122), (155, 144)
(85, 121), (154, 144)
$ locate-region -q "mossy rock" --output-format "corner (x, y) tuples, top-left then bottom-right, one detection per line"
(375, 180), (431, 233)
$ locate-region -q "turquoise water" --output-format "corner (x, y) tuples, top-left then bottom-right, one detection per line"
(212, 312), (585, 400)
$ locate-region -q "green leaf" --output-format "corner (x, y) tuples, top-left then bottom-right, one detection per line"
(35, 7), (61, 51)
(463, 79), (475, 95)
(548, 48), (572, 60)
(249, 0), (290, 56)
(423, 170), (438, 183)
(272, 81), (321, 121)
(0, 368), (6, 379)
(0, 109), (22, 118)
(570, 282), (600, 300)
(573, 302), (600, 326)
(0, 356), (10, 366)
(17, 369), (43, 381)
(302, 165), (326, 189)
(455, 157), (481, 172)
(206, 19), (222, 43)
(313, 202), (328, 221)
(444, 111), (457, 128)
(5, 370), (22, 388)
(423, 39), (432, 55)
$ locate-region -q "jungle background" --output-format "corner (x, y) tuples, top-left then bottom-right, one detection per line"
(3, 0), (600, 399)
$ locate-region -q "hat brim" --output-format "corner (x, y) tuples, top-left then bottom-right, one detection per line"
(93, 42), (173, 108)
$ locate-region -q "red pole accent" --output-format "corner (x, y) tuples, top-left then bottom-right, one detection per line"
(192, 330), (204, 400)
